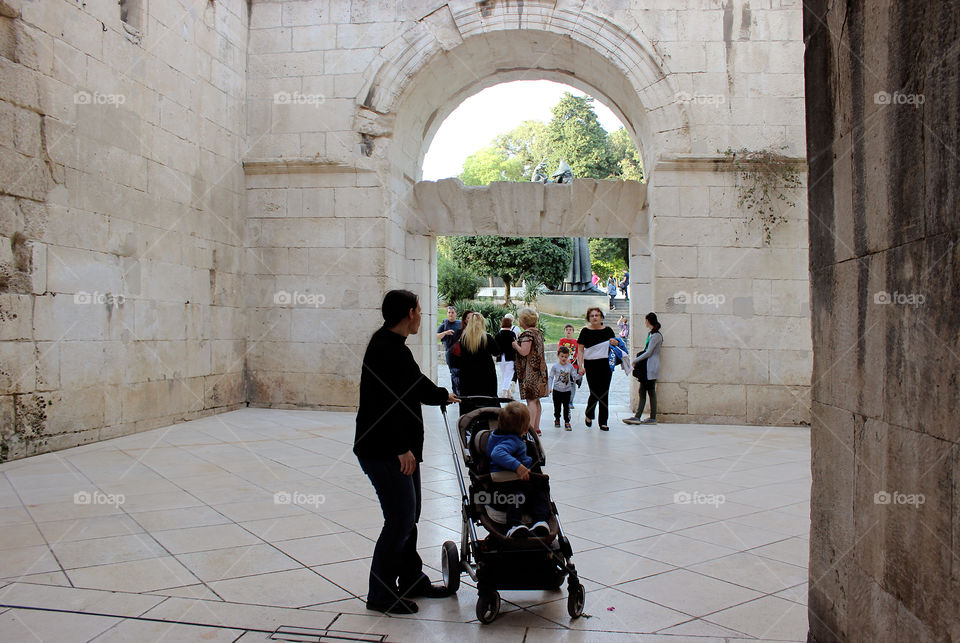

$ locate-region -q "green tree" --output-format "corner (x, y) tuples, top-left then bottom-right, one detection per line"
(493, 120), (551, 181)
(449, 236), (572, 305)
(588, 238), (628, 281)
(455, 92), (644, 186)
(437, 255), (483, 305)
(459, 146), (523, 185)
(545, 93), (617, 179)
(608, 128), (644, 181)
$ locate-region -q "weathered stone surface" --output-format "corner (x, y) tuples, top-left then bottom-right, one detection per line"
(805, 0), (960, 639)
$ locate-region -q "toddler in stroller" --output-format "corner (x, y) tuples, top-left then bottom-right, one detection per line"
(486, 402), (551, 539)
(436, 395), (585, 623)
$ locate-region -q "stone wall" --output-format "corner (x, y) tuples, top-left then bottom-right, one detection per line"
(804, 0), (960, 639)
(243, 0), (811, 426)
(650, 159), (811, 425)
(0, 0), (249, 459)
(0, 0), (813, 457)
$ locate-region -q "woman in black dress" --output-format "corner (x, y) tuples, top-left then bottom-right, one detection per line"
(451, 313), (501, 415)
(576, 307), (619, 431)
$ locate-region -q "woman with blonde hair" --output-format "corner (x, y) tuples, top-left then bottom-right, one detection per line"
(511, 307), (548, 434)
(450, 313), (501, 415)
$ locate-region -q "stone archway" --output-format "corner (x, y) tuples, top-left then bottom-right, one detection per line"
(354, 11), (676, 388)
(241, 0), (810, 427)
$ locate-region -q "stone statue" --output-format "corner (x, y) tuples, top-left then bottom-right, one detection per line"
(551, 160), (573, 183)
(532, 159), (549, 183)
(529, 159), (591, 291)
(564, 237), (593, 292)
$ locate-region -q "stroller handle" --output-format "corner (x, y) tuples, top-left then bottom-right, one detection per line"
(445, 395), (514, 408)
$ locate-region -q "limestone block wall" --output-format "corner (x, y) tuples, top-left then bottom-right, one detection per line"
(241, 0), (809, 423)
(241, 160), (400, 409)
(0, 0), (249, 459)
(649, 160), (811, 425)
(805, 0), (960, 639)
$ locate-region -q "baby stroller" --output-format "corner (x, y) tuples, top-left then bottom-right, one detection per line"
(437, 396), (585, 623)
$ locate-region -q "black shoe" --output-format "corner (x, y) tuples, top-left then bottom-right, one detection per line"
(599, 425), (609, 431)
(554, 420), (561, 427)
(366, 598), (418, 614)
(404, 576), (451, 598)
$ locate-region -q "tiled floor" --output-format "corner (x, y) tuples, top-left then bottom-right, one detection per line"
(0, 398), (811, 642)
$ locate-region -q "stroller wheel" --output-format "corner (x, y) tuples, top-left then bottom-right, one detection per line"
(441, 541), (460, 594)
(476, 591), (501, 624)
(567, 582), (585, 619)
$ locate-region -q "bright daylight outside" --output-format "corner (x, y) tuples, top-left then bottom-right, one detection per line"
(0, 1), (956, 642)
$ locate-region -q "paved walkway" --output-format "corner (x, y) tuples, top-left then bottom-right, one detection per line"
(0, 406), (810, 641)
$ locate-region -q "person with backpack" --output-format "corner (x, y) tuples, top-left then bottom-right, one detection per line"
(624, 312), (663, 426)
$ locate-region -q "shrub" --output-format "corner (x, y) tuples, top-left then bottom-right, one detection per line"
(453, 300), (545, 335)
(438, 256), (483, 305)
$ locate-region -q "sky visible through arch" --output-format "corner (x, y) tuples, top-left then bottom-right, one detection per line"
(422, 80), (625, 182)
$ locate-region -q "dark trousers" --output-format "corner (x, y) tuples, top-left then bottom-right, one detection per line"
(449, 366), (461, 397)
(609, 294), (616, 308)
(637, 378), (657, 419)
(584, 359), (612, 426)
(552, 389), (571, 422)
(494, 479), (551, 528)
(358, 456), (428, 605)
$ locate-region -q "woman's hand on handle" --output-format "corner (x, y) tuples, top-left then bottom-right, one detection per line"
(447, 392), (461, 404)
(398, 450), (417, 475)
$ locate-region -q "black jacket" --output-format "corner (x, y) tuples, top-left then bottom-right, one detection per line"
(450, 333), (501, 398)
(354, 326), (449, 462)
(494, 328), (517, 361)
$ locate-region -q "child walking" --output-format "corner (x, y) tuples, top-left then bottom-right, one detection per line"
(557, 324), (580, 409)
(548, 346), (580, 429)
(486, 402), (551, 539)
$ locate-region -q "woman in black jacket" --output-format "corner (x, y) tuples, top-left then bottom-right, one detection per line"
(450, 313), (501, 415)
(354, 290), (459, 615)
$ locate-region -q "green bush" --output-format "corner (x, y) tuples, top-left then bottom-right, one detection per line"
(453, 300), (545, 335)
(438, 256), (483, 305)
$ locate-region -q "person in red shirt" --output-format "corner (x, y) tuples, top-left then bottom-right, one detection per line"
(557, 324), (580, 409)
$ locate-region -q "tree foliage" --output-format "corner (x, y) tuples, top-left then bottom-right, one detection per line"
(588, 238), (629, 281)
(544, 93), (618, 179)
(448, 236), (572, 304)
(459, 146), (524, 185)
(608, 127), (644, 182)
(437, 255), (483, 305)
(456, 92), (643, 185)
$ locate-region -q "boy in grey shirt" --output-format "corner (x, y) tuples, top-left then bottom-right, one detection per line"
(548, 346), (581, 430)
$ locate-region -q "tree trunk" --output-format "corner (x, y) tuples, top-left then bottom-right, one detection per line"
(503, 279), (512, 306)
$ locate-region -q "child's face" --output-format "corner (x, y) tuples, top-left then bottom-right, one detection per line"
(564, 326), (574, 338)
(559, 352), (569, 365)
